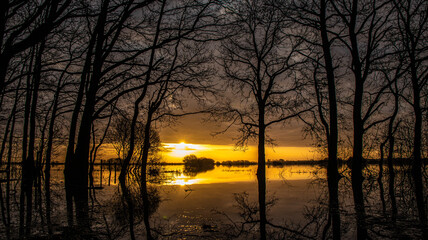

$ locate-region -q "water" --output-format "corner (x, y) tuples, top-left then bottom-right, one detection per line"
(1, 163), (425, 239)
(154, 165), (322, 224)
(48, 164), (323, 238)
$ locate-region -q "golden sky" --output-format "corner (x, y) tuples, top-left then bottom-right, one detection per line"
(149, 112), (319, 162)
(156, 114), (311, 147)
(85, 111), (320, 163)
(161, 142), (320, 163)
(94, 142), (320, 163)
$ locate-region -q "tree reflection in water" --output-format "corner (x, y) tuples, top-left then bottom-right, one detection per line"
(0, 163), (426, 239)
(298, 165), (427, 239)
(183, 163), (215, 177)
(115, 176), (161, 239)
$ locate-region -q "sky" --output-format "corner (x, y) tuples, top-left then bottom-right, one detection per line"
(157, 114), (312, 146)
(91, 113), (321, 163)
(154, 114), (321, 162)
(161, 143), (320, 162)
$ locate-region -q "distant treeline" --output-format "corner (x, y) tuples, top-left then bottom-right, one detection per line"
(9, 157), (428, 166)
(268, 158), (428, 166)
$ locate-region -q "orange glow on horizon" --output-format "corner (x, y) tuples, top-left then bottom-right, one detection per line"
(162, 142), (321, 163)
(90, 143), (321, 163)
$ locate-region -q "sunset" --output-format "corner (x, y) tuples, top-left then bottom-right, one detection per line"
(0, 0), (427, 239)
(162, 142), (320, 162)
(163, 142), (207, 159)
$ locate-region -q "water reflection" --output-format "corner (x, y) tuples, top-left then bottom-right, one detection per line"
(80, 164), (322, 187)
(1, 163), (426, 239)
(157, 165), (324, 186)
(183, 164), (215, 177)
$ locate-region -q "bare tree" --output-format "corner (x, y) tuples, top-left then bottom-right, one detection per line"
(217, 1), (309, 238)
(64, 0), (159, 229)
(108, 115), (161, 163)
(329, 0), (396, 237)
(0, 77), (21, 240)
(0, 0), (72, 99)
(19, 36), (47, 236)
(117, 1), (220, 238)
(391, 0), (428, 234)
(286, 0), (344, 238)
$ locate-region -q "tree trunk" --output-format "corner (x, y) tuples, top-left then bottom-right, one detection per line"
(66, 0), (110, 230)
(349, 0), (368, 235)
(0, 97), (13, 166)
(410, 54), (426, 233)
(3, 78), (19, 240)
(378, 142), (386, 215)
(89, 125), (96, 200)
(257, 106), (267, 240)
(0, 0), (8, 51)
(25, 40), (45, 235)
(0, 95), (13, 231)
(63, 4), (99, 227)
(35, 106), (49, 230)
(411, 87), (426, 231)
(320, 0), (341, 238)
(387, 137), (397, 223)
(64, 50), (89, 228)
(118, 96), (143, 240)
(19, 47), (35, 238)
(71, 74), (101, 230)
(45, 81), (60, 235)
(387, 84), (399, 223)
(0, 54), (11, 96)
(119, 179), (136, 240)
(71, 108), (92, 230)
(141, 112), (154, 240)
(352, 78), (367, 239)
(6, 107), (16, 240)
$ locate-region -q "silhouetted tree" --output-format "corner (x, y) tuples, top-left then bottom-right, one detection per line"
(286, 0), (343, 238)
(392, 0), (428, 233)
(19, 36), (47, 236)
(107, 115), (161, 163)
(1, 0), (427, 238)
(330, 0), (396, 237)
(377, 50), (407, 223)
(0, 0), (72, 100)
(64, 0), (158, 230)
(0, 77), (21, 240)
(218, 1), (309, 238)
(116, 1), (221, 238)
(385, 81), (400, 223)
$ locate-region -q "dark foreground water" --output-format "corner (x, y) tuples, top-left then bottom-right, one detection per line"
(0, 163), (426, 239)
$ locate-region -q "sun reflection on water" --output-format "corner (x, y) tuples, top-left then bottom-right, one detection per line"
(158, 165), (321, 186)
(52, 164), (323, 188)
(167, 174), (200, 186)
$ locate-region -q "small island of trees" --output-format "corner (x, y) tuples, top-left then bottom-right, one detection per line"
(182, 155), (215, 176)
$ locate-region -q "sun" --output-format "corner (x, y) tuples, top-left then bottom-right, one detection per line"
(163, 142), (205, 159)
